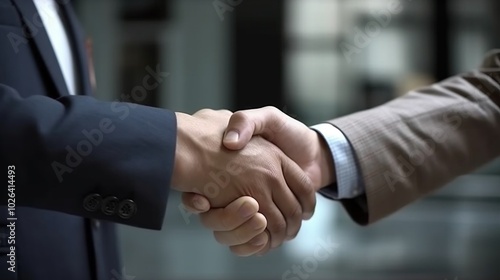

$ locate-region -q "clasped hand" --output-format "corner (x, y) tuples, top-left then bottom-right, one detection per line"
(173, 107), (335, 256)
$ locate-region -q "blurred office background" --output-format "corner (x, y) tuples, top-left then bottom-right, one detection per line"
(73, 0), (500, 279)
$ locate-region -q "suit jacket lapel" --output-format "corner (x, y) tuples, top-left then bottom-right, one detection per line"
(12, 0), (71, 97)
(59, 1), (93, 96)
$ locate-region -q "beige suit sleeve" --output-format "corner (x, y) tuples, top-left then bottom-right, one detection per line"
(329, 49), (500, 225)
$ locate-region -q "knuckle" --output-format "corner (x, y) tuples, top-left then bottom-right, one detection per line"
(298, 175), (315, 197)
(231, 110), (250, 124)
(195, 108), (213, 115)
(217, 109), (233, 117)
(288, 204), (303, 222)
(218, 109), (232, 114)
(267, 219), (287, 235)
(264, 105), (280, 114)
(263, 167), (279, 182)
(266, 174), (284, 191)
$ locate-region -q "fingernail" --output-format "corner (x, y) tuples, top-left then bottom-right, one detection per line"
(251, 217), (265, 230)
(302, 212), (313, 220)
(193, 197), (208, 210)
(238, 202), (255, 219)
(224, 130), (239, 143)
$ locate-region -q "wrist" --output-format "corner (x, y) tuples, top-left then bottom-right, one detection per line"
(172, 112), (194, 190)
(313, 132), (336, 191)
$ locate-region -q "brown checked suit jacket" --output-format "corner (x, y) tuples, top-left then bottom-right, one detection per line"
(329, 49), (500, 225)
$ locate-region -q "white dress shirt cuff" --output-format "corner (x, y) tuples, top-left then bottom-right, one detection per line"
(310, 123), (365, 199)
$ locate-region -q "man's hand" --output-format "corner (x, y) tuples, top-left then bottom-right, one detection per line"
(182, 107), (336, 256)
(183, 195), (270, 256)
(172, 109), (316, 250)
(224, 106), (335, 190)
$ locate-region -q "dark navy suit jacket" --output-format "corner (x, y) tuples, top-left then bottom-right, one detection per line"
(0, 1), (176, 279)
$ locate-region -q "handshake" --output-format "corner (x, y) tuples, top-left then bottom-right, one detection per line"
(172, 106), (336, 257)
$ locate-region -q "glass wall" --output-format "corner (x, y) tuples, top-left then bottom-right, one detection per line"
(75, 0), (500, 279)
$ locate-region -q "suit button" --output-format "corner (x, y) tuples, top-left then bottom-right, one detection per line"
(101, 196), (119, 215)
(83, 194), (102, 212)
(117, 199), (136, 219)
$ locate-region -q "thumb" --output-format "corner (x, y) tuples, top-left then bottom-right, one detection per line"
(223, 106), (286, 150)
(182, 192), (211, 213)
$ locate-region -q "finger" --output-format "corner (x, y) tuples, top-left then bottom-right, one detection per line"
(223, 106), (286, 150)
(282, 157), (317, 220)
(257, 194), (287, 249)
(271, 165), (304, 241)
(182, 192), (211, 213)
(229, 231), (270, 257)
(213, 213), (267, 246)
(199, 196), (259, 231)
(254, 230), (272, 256)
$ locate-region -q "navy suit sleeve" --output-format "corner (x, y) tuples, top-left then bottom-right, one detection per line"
(0, 84), (176, 230)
